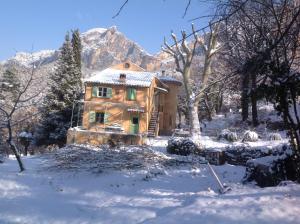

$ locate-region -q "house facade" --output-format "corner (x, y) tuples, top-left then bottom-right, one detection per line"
(67, 61), (181, 145)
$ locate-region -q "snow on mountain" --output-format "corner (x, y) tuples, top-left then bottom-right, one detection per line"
(3, 50), (57, 68)
(1, 26), (161, 73)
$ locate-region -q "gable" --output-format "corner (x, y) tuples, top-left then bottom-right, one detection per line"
(110, 61), (145, 72)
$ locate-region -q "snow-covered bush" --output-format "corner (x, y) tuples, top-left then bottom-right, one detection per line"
(218, 129), (238, 142)
(167, 137), (201, 156)
(268, 133), (282, 141)
(242, 131), (258, 142)
(243, 145), (297, 187)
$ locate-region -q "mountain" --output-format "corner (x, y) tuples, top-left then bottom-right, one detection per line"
(1, 26), (162, 77)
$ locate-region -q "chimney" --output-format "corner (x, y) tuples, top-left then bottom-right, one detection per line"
(119, 73), (126, 82)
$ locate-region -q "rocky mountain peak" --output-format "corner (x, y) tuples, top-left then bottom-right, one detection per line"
(2, 26), (161, 75)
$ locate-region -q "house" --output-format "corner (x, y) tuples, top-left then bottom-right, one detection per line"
(67, 61), (182, 145)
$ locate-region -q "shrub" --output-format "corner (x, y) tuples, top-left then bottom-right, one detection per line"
(243, 145), (298, 187)
(218, 129), (238, 142)
(167, 137), (200, 156)
(242, 131), (258, 142)
(268, 133), (282, 141)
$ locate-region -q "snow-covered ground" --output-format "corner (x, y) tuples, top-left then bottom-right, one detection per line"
(1, 143), (300, 224)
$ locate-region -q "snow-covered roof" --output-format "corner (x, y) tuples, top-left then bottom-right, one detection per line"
(158, 76), (182, 85)
(85, 68), (157, 87)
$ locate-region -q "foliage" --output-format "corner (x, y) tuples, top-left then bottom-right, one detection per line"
(36, 32), (82, 146)
(242, 130), (258, 142)
(167, 137), (201, 156)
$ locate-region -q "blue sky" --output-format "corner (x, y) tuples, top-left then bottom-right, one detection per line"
(0, 0), (214, 61)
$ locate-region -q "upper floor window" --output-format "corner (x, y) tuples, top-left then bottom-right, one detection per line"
(92, 86), (112, 98)
(127, 87), (137, 100)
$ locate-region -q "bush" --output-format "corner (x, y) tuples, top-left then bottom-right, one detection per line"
(243, 145), (298, 187)
(218, 129), (238, 142)
(167, 137), (200, 156)
(242, 130), (258, 142)
(268, 133), (282, 141)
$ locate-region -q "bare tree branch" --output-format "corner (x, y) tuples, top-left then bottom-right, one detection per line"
(112, 0), (129, 19)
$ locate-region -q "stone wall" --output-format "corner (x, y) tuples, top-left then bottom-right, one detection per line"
(67, 128), (146, 146)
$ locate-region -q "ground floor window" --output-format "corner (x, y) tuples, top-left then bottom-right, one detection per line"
(96, 112), (105, 124)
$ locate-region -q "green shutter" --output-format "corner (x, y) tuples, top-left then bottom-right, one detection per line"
(89, 111), (96, 123)
(104, 113), (110, 124)
(127, 88), (131, 100)
(107, 88), (112, 98)
(92, 86), (98, 97)
(127, 88), (136, 100)
(132, 88), (136, 100)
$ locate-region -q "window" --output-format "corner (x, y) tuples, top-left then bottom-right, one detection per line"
(98, 87), (107, 97)
(96, 112), (105, 124)
(89, 111), (109, 124)
(124, 63), (130, 68)
(127, 88), (137, 100)
(92, 86), (112, 98)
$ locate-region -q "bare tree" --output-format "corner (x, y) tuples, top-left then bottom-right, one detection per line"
(0, 64), (42, 171)
(220, 0), (300, 149)
(162, 24), (220, 139)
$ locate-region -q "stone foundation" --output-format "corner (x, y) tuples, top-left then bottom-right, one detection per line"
(67, 128), (146, 146)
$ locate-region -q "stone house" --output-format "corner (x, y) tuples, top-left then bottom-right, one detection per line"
(67, 61), (181, 145)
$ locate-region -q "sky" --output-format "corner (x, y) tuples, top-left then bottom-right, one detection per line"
(0, 0), (215, 61)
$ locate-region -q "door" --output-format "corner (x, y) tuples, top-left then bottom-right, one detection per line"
(130, 115), (139, 134)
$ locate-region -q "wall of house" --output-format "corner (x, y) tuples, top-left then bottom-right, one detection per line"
(83, 83), (151, 134)
(159, 82), (180, 135)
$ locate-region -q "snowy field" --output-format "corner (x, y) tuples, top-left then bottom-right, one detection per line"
(1, 143), (300, 224)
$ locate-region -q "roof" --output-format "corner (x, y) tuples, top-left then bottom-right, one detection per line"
(85, 68), (157, 87)
(158, 76), (182, 86)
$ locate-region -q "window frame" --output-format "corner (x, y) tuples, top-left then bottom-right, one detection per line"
(98, 87), (108, 98)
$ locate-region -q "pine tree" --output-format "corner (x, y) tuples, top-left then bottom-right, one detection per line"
(71, 29), (82, 71)
(36, 32), (82, 146)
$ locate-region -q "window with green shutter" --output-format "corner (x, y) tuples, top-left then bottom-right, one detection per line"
(93, 87), (112, 98)
(127, 88), (136, 100)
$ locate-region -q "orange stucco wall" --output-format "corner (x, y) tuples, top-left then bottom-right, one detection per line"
(83, 83), (150, 134)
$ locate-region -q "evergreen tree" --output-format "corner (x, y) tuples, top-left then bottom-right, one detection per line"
(71, 29), (82, 71)
(36, 32), (82, 146)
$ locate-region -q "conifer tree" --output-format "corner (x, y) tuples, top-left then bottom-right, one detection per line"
(71, 29), (82, 71)
(36, 32), (82, 146)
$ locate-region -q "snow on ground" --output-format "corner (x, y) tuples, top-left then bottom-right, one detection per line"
(1, 144), (300, 224)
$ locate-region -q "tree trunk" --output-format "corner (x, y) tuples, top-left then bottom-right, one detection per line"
(7, 121), (25, 172)
(241, 73), (250, 121)
(24, 146), (28, 156)
(204, 94), (213, 121)
(188, 101), (201, 139)
(251, 73), (259, 126)
(177, 108), (182, 128)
